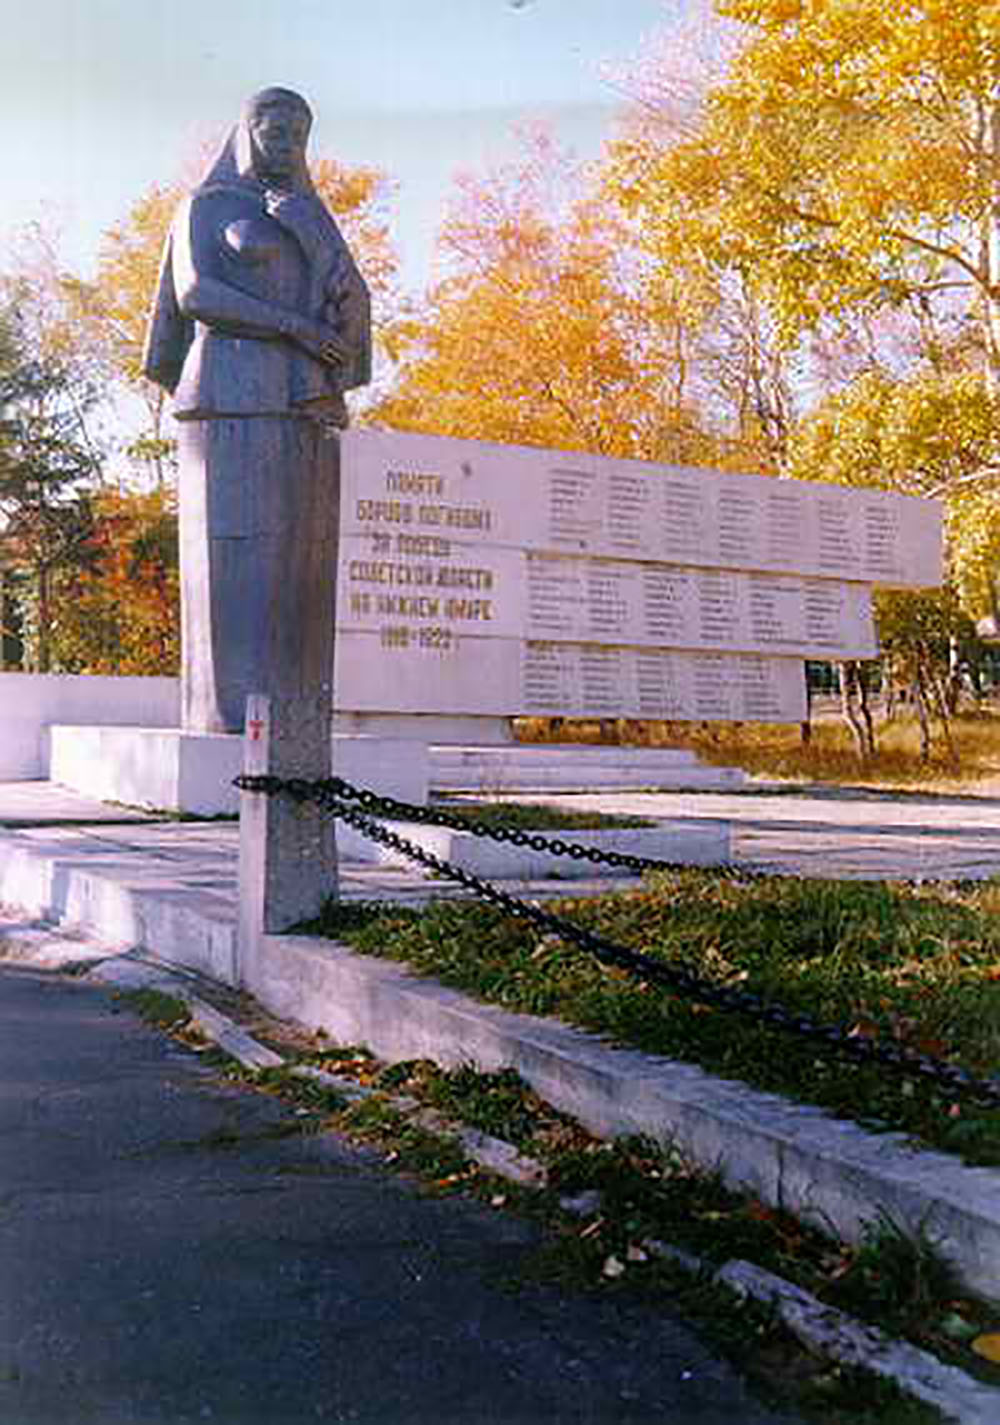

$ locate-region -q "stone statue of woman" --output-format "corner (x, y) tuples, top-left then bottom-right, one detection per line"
(143, 86), (371, 734)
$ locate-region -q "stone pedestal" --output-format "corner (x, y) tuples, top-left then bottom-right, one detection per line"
(49, 724), (429, 819)
(179, 418), (341, 733)
(431, 744), (746, 794)
(50, 725), (241, 815)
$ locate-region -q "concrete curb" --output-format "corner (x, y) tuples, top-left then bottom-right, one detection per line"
(85, 956), (284, 1070)
(84, 951), (1000, 1425)
(87, 955), (549, 1190)
(337, 817), (730, 877)
(716, 1260), (1000, 1425)
(241, 929), (1000, 1307)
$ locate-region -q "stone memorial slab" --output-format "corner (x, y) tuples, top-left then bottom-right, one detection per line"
(333, 429), (939, 724)
(334, 628), (519, 717)
(523, 556), (877, 658)
(520, 644), (807, 722)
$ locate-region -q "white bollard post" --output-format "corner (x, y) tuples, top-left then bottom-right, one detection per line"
(237, 692), (338, 993)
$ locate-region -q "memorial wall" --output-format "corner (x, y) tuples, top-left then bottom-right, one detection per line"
(334, 430), (942, 724)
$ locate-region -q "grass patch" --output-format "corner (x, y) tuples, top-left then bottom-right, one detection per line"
(515, 707), (1000, 792)
(306, 872), (1000, 1166)
(239, 1044), (1000, 1398)
(116, 987), (191, 1031)
(825, 1212), (966, 1338)
(427, 798), (653, 831)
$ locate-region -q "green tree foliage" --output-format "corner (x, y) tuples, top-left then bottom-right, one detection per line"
(788, 369), (1000, 621)
(0, 300), (101, 671)
(876, 586), (985, 758)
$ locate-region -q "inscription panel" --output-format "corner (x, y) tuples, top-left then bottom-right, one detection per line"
(341, 429), (941, 585)
(520, 644), (807, 722)
(523, 555), (877, 658)
(520, 459), (941, 587)
(337, 629), (519, 716)
(340, 534), (522, 641)
(335, 430), (940, 724)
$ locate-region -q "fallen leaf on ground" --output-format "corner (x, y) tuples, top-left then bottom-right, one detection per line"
(972, 1333), (1000, 1362)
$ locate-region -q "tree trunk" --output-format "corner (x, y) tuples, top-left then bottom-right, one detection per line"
(857, 664), (877, 757)
(35, 564), (51, 674)
(839, 661), (875, 758)
(913, 670), (932, 761)
(800, 668), (812, 745)
(928, 659), (958, 766)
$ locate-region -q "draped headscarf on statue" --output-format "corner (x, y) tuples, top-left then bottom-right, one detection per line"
(142, 87), (371, 396)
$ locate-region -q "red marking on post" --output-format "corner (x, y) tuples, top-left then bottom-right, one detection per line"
(248, 718), (265, 743)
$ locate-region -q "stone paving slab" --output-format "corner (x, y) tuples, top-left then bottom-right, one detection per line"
(0, 781), (158, 824)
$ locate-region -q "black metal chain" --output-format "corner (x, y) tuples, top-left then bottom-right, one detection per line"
(235, 773), (1000, 1109)
(256, 772), (768, 879)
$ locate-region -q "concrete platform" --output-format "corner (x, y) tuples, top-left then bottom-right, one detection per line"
(511, 786), (1000, 881)
(341, 816), (728, 878)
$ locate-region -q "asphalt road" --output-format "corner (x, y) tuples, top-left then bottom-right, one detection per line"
(0, 963), (802, 1425)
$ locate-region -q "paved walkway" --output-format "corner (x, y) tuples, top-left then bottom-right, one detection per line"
(3, 780), (1000, 899)
(0, 962), (799, 1425)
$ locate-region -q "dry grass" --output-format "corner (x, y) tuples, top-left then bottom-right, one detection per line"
(515, 705), (1000, 795)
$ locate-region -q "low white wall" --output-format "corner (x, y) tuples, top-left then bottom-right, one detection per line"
(0, 673), (180, 780)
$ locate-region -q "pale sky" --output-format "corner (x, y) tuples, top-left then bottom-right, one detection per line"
(3, 0), (697, 297)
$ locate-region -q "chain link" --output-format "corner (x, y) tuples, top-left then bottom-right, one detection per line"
(235, 772), (1000, 1109)
(297, 773), (767, 878)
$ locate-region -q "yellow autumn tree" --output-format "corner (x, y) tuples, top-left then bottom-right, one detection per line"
(371, 130), (716, 464)
(607, 0), (1000, 623)
(604, 10), (801, 471)
(48, 485), (180, 675)
(610, 0), (1000, 375)
(789, 369), (1000, 621)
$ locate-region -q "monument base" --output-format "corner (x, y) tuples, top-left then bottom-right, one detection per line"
(49, 726), (743, 821)
(50, 725), (240, 816)
(333, 712), (513, 745)
(343, 818), (729, 877)
(46, 725), (735, 873)
(49, 726), (429, 817)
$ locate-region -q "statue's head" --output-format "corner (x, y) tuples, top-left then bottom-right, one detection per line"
(194, 87), (316, 195)
(241, 87), (313, 189)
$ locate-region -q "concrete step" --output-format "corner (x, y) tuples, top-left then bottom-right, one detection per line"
(431, 744), (745, 793)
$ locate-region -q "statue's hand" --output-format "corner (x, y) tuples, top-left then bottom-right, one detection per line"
(290, 317), (347, 368)
(264, 190), (318, 234)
